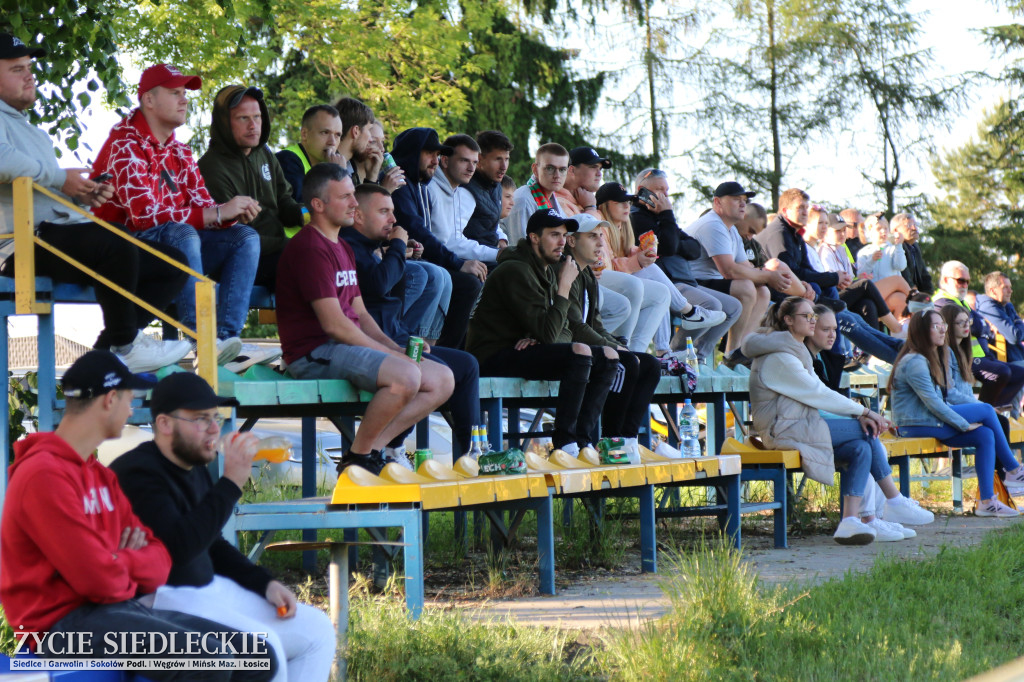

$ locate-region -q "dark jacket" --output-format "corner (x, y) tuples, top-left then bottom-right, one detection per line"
(467, 239), (572, 362)
(276, 144), (311, 203)
(976, 294), (1024, 363)
(198, 85), (303, 256)
(390, 127), (464, 271)
(811, 347), (850, 397)
(755, 214), (838, 290)
(901, 241), (933, 293)
(463, 172), (502, 247)
(109, 441), (273, 595)
(568, 266), (621, 348)
(339, 226), (412, 343)
(630, 204), (701, 286)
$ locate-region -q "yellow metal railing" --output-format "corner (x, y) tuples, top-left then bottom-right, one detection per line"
(4, 177), (219, 390)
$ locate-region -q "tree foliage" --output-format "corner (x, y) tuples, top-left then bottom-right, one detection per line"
(926, 102), (1024, 302)
(2, 0), (132, 153)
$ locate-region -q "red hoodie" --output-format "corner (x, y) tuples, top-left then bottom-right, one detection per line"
(0, 433), (171, 644)
(92, 108), (226, 232)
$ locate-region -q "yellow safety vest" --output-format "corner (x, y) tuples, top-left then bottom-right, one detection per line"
(283, 143), (311, 238)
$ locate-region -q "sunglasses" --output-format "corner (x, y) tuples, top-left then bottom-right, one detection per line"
(794, 313), (819, 322)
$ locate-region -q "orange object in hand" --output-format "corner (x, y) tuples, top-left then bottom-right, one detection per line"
(276, 605), (288, 617)
(254, 437), (293, 463)
(638, 230), (658, 252)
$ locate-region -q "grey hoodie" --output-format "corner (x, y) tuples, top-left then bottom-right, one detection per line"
(0, 98), (85, 257)
(427, 169), (498, 262)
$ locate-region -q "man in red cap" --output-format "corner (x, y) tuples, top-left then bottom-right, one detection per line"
(93, 64), (264, 366)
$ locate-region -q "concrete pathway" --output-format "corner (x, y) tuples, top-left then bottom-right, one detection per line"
(439, 513), (1023, 629)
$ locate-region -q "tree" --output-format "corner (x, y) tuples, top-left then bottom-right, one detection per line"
(926, 102), (1024, 296)
(831, 0), (962, 216)
(2, 1), (132, 153)
(687, 0), (849, 208)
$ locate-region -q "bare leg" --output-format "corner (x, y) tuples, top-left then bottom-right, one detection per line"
(350, 356), (421, 453)
(371, 358), (454, 449)
(725, 279), (769, 353)
(874, 275), (911, 318)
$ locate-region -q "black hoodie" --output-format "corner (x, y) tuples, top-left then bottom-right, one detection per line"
(390, 127), (464, 271)
(198, 85), (304, 256)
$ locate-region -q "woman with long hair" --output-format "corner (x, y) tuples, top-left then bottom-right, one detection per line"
(596, 182), (724, 354)
(889, 310), (1024, 517)
(805, 305), (933, 532)
(743, 296), (897, 544)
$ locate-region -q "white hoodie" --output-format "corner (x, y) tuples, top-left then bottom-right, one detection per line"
(427, 169), (499, 262)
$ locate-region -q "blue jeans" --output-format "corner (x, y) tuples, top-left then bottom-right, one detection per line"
(836, 310), (902, 363)
(39, 599), (276, 681)
(139, 222), (260, 339)
(404, 260), (449, 339)
(826, 417), (892, 499)
(900, 402), (1020, 500)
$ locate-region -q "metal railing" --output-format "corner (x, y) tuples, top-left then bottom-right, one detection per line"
(3, 177), (219, 389)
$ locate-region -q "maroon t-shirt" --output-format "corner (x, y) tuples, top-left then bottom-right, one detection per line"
(276, 225), (362, 365)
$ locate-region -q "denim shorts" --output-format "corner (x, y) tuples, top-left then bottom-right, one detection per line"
(285, 341), (387, 391)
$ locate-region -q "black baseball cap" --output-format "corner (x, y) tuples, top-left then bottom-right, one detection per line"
(422, 129), (454, 156)
(150, 372), (239, 417)
(0, 33), (46, 60)
(713, 181), (756, 198)
(569, 147), (612, 168)
(62, 350), (156, 399)
(526, 208), (579, 235)
(596, 182), (634, 205)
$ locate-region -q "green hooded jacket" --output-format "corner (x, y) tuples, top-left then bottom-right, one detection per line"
(197, 85), (303, 256)
(467, 239), (573, 363)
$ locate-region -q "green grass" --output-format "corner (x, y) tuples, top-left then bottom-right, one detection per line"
(596, 527), (1024, 680)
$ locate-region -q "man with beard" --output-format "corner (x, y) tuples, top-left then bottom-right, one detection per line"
(332, 97), (375, 183)
(468, 209), (617, 454)
(111, 372), (336, 681)
(391, 126), (487, 348)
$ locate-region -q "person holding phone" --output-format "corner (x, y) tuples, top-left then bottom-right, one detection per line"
(889, 309), (1024, 517)
(0, 35), (191, 372)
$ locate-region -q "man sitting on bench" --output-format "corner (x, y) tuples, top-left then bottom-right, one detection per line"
(0, 351), (275, 679)
(276, 163), (454, 474)
(111, 372), (335, 681)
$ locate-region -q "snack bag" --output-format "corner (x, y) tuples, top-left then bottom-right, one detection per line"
(597, 437), (631, 465)
(478, 448), (528, 475)
(638, 230), (658, 254)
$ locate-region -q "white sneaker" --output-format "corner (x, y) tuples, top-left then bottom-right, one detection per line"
(1002, 466), (1024, 490)
(882, 495), (935, 525)
(216, 337), (243, 365)
(224, 343), (283, 373)
(384, 447), (414, 471)
(833, 516), (876, 545)
(655, 441), (682, 458)
(560, 443), (580, 456)
(865, 518), (906, 542)
(112, 331), (191, 373)
(975, 498), (1020, 518)
(678, 305), (728, 331)
(134, 330), (193, 362)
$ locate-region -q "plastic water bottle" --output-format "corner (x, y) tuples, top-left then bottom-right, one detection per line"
(678, 399), (702, 457)
(684, 336), (699, 377)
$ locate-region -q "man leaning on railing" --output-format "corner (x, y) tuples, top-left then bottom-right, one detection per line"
(0, 32), (192, 372)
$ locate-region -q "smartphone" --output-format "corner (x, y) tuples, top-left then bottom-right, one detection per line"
(90, 172), (112, 183)
(636, 187), (656, 206)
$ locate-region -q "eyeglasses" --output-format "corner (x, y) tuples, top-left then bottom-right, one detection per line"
(169, 413), (225, 430)
(794, 313), (819, 322)
(541, 165), (568, 177)
(931, 323), (948, 331)
(954, 278), (970, 286)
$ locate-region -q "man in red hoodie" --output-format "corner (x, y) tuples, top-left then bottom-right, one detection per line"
(93, 64), (264, 366)
(0, 351), (275, 680)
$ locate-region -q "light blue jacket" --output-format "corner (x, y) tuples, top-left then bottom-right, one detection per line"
(947, 350), (977, 406)
(890, 352), (971, 431)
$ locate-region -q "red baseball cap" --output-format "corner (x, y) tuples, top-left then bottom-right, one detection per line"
(138, 64), (202, 98)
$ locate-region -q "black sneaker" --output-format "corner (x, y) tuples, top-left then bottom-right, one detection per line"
(337, 450), (387, 476)
(722, 349), (752, 369)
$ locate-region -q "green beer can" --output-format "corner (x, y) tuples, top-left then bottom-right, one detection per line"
(406, 336), (425, 362)
(413, 449), (433, 470)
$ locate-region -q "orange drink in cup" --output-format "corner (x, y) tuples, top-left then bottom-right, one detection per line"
(254, 436), (293, 463)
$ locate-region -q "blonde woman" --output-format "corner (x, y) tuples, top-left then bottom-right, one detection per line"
(856, 213), (910, 317)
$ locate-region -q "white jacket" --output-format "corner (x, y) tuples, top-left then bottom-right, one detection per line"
(427, 170), (498, 262)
